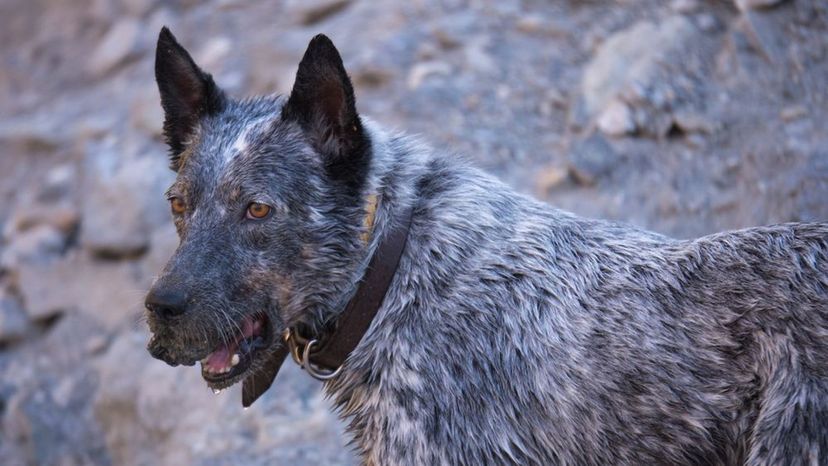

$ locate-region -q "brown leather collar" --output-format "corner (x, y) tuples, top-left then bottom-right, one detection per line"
(242, 201), (414, 407)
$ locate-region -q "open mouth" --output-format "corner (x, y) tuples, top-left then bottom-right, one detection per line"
(200, 312), (272, 388)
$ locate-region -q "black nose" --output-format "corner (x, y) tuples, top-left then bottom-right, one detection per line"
(145, 286), (189, 319)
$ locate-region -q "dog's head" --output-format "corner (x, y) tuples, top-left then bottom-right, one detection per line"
(145, 28), (371, 392)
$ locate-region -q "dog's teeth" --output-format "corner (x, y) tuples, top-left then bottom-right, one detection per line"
(231, 354), (240, 366)
(212, 388), (221, 395)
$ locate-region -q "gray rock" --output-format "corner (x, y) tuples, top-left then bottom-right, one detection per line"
(671, 0), (700, 14)
(734, 0), (787, 11)
(80, 142), (173, 259)
(407, 61), (452, 90)
(88, 18), (144, 77)
(580, 16), (702, 138)
(1, 224), (66, 269)
(582, 17), (697, 117)
(292, 0), (353, 26)
(738, 9), (788, 63)
(597, 100), (636, 136)
(567, 134), (619, 186)
(0, 290), (29, 344)
(16, 251), (147, 328)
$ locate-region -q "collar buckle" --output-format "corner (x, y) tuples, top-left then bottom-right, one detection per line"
(283, 329), (342, 381)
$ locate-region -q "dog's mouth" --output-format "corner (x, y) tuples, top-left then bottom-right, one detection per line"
(199, 312), (273, 389)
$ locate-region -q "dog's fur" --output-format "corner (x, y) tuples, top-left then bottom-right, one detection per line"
(145, 29), (828, 465)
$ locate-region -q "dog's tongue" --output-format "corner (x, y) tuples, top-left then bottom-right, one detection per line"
(205, 340), (237, 372)
(204, 316), (259, 373)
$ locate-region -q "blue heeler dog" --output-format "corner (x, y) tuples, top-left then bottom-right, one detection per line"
(145, 27), (828, 465)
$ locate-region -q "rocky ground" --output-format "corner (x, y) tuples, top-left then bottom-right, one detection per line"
(0, 0), (826, 464)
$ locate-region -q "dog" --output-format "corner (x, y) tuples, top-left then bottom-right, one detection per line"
(145, 27), (828, 465)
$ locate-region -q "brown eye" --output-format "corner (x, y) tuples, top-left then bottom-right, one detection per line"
(170, 197), (186, 215)
(246, 202), (272, 220)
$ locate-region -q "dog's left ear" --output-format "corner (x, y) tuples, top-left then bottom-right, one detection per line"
(282, 34), (369, 190)
(155, 27), (226, 170)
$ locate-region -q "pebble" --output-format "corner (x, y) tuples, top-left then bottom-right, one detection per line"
(597, 100), (636, 137)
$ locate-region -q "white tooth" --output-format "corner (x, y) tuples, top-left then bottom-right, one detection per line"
(231, 354), (240, 366)
(212, 388), (221, 395)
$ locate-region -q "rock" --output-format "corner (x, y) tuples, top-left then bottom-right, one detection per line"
(196, 36), (233, 71)
(780, 105), (807, 122)
(671, 0), (700, 14)
(671, 112), (717, 134)
(734, 0), (787, 11)
(567, 134), (619, 186)
(582, 17), (697, 116)
(580, 16), (701, 137)
(3, 203), (79, 238)
(122, 0), (160, 17)
(0, 290), (30, 344)
(80, 142), (173, 259)
(597, 100), (636, 136)
(293, 0), (353, 26)
(16, 251), (147, 328)
(88, 18), (144, 77)
(1, 225), (67, 270)
(737, 9), (788, 63)
(534, 165), (569, 195)
(407, 61), (452, 90)
(1, 313), (110, 465)
(695, 13), (720, 33)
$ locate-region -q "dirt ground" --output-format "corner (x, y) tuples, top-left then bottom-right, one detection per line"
(0, 0), (826, 464)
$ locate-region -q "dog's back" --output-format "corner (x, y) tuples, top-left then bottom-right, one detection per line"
(334, 139), (828, 465)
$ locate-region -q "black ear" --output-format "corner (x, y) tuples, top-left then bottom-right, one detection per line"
(155, 27), (226, 170)
(282, 34), (370, 192)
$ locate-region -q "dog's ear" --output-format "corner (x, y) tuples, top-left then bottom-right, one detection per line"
(282, 34), (369, 191)
(155, 27), (226, 171)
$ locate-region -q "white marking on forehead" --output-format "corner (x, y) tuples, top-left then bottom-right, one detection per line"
(223, 117), (274, 165)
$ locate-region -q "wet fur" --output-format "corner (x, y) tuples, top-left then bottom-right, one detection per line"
(147, 30), (828, 465)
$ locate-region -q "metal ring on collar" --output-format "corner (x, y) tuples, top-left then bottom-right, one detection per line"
(301, 339), (342, 381)
(284, 329), (304, 366)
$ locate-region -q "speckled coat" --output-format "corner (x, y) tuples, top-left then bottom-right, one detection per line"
(147, 30), (828, 465)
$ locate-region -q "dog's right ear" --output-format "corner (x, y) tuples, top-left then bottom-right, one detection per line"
(155, 27), (226, 171)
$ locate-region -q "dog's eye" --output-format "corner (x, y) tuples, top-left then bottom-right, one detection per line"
(169, 197), (186, 215)
(246, 202), (272, 220)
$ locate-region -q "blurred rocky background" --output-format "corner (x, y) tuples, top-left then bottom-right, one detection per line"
(0, 0), (826, 464)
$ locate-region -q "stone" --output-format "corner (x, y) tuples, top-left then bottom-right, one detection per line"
(734, 0), (787, 11)
(293, 0), (353, 26)
(738, 9), (788, 63)
(407, 61), (452, 90)
(130, 84), (164, 138)
(580, 16), (700, 134)
(0, 290), (30, 344)
(597, 100), (636, 136)
(567, 134), (619, 186)
(534, 165), (569, 196)
(780, 105), (807, 122)
(0, 225), (66, 270)
(16, 251), (147, 328)
(80, 142), (173, 259)
(671, 112), (717, 134)
(582, 17), (696, 116)
(1, 313), (110, 465)
(4, 203), (79, 238)
(88, 18), (144, 77)
(671, 0), (700, 14)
